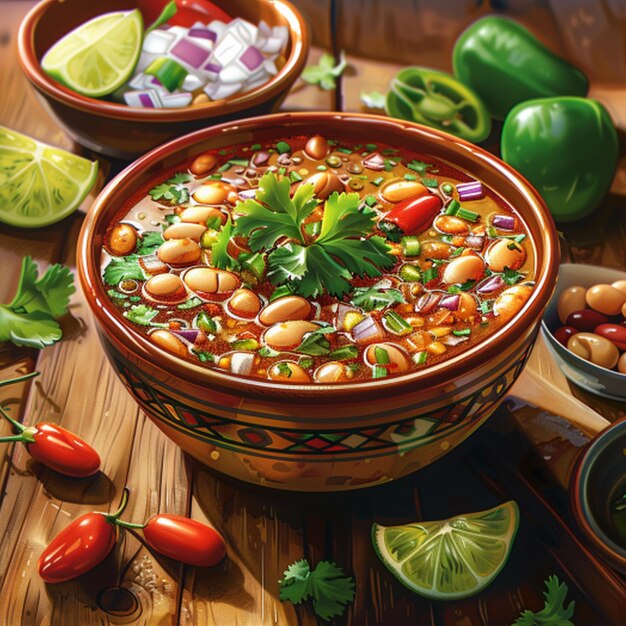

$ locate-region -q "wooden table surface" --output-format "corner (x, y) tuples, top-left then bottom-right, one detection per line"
(1, 2), (626, 625)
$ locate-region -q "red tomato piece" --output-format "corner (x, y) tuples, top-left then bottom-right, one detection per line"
(39, 513), (116, 584)
(28, 423), (101, 477)
(138, 0), (232, 27)
(144, 514), (226, 567)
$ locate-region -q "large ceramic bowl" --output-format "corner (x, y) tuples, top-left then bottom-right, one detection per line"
(18, 0), (308, 159)
(77, 112), (559, 491)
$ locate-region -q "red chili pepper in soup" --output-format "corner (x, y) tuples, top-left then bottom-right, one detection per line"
(380, 194), (443, 242)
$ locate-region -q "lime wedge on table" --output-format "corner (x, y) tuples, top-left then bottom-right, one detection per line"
(42, 10), (143, 98)
(0, 126), (98, 228)
(372, 501), (519, 600)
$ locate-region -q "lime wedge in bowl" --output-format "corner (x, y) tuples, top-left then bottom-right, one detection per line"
(372, 501), (519, 600)
(0, 126), (98, 228)
(41, 9), (143, 98)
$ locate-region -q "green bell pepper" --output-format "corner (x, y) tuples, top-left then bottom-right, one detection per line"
(501, 97), (618, 222)
(453, 16), (588, 120)
(385, 67), (491, 142)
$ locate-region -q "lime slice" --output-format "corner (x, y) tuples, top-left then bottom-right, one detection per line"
(42, 10), (143, 98)
(372, 501), (519, 600)
(0, 126), (98, 228)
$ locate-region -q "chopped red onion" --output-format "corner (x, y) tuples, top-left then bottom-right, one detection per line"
(416, 292), (442, 314)
(171, 38), (211, 69)
(240, 46), (264, 71)
(238, 188), (258, 199)
(203, 61), (222, 74)
(477, 275), (505, 293)
(352, 316), (384, 344)
(363, 152), (385, 171)
(335, 304), (359, 329)
(230, 352), (255, 375)
(465, 234), (485, 250)
(189, 28), (217, 42)
(457, 181), (483, 200)
(492, 215), (515, 231)
(440, 294), (460, 311)
(441, 334), (469, 346)
(172, 328), (199, 343)
(251, 151), (270, 166)
(277, 153), (292, 165)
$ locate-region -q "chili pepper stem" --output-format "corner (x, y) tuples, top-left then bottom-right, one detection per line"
(0, 403), (27, 434)
(0, 434), (27, 443)
(0, 371), (40, 389)
(104, 487), (146, 529)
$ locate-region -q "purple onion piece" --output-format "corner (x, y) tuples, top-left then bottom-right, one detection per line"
(477, 275), (505, 294)
(277, 153), (291, 165)
(170, 38), (211, 69)
(441, 334), (470, 346)
(203, 61), (222, 74)
(238, 188), (258, 199)
(457, 181), (483, 199)
(492, 215), (515, 231)
(440, 294), (460, 311)
(172, 328), (200, 343)
(465, 235), (485, 250)
(251, 151), (270, 166)
(363, 152), (385, 171)
(416, 292), (442, 314)
(352, 316), (383, 343)
(188, 28), (217, 42)
(240, 46), (264, 71)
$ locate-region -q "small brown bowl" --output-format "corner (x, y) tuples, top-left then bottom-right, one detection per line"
(571, 416), (626, 573)
(77, 112), (559, 491)
(18, 0), (308, 159)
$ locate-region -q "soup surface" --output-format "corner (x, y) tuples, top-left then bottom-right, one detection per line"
(100, 135), (535, 383)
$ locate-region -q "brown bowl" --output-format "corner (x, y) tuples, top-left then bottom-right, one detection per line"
(77, 112), (559, 491)
(18, 0), (308, 159)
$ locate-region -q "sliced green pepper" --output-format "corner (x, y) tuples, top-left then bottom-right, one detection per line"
(501, 97), (618, 222)
(453, 16), (588, 120)
(385, 67), (491, 142)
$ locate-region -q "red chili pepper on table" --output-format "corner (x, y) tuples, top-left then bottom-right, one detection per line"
(379, 193), (443, 242)
(0, 372), (101, 478)
(39, 489), (226, 583)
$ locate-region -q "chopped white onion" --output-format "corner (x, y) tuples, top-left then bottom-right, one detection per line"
(231, 352), (255, 375)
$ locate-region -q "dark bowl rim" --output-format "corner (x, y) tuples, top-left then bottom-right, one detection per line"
(570, 415), (626, 567)
(17, 0), (309, 122)
(77, 111), (559, 401)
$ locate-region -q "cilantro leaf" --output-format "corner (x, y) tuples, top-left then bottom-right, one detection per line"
(10, 257), (75, 317)
(148, 172), (192, 204)
(124, 304), (159, 326)
(103, 256), (145, 285)
(279, 559), (355, 622)
(361, 91), (386, 109)
(211, 216), (238, 270)
(302, 51), (347, 90)
(234, 172), (316, 250)
(0, 256), (75, 349)
(351, 286), (405, 311)
(512, 575), (575, 626)
(0, 308), (62, 348)
(135, 231), (164, 255)
(502, 267), (524, 286)
(295, 326), (333, 356)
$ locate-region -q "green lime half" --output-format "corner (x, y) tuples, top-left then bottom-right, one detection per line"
(0, 126), (98, 228)
(42, 9), (143, 98)
(372, 501), (519, 600)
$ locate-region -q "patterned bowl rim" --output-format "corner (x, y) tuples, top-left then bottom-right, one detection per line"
(78, 111), (559, 401)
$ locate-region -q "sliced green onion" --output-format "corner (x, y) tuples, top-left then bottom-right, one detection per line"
(487, 226), (498, 238)
(507, 241), (518, 250)
(231, 338), (260, 350)
(144, 57), (188, 92)
(515, 234), (526, 243)
(441, 182), (453, 194)
(209, 173), (222, 180)
(290, 171), (303, 183)
(452, 328), (471, 336)
(399, 264), (422, 282)
(329, 345), (359, 360)
(384, 159), (394, 171)
(457, 208), (480, 222)
(445, 199), (460, 215)
(276, 141), (291, 154)
(408, 160), (430, 173)
(401, 236), (421, 257)
(421, 178), (438, 188)
(384, 311), (413, 335)
(364, 195), (377, 207)
(366, 143), (378, 151)
(278, 167), (287, 176)
(316, 165), (328, 171)
(372, 365), (388, 379)
(229, 158), (249, 167)
(374, 346), (390, 364)
(196, 312), (217, 334)
(480, 300), (493, 314)
(450, 246), (464, 257)
(413, 351), (428, 365)
(192, 350), (215, 363)
(404, 174), (418, 181)
(259, 346), (281, 357)
(218, 162), (231, 172)
(337, 147), (353, 154)
(372, 176), (384, 186)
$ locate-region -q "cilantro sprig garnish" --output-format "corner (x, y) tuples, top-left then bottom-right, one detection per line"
(512, 575), (575, 626)
(0, 257), (75, 348)
(301, 51), (347, 90)
(502, 267), (524, 286)
(279, 558), (355, 622)
(234, 172), (395, 298)
(148, 172), (192, 204)
(103, 256), (145, 285)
